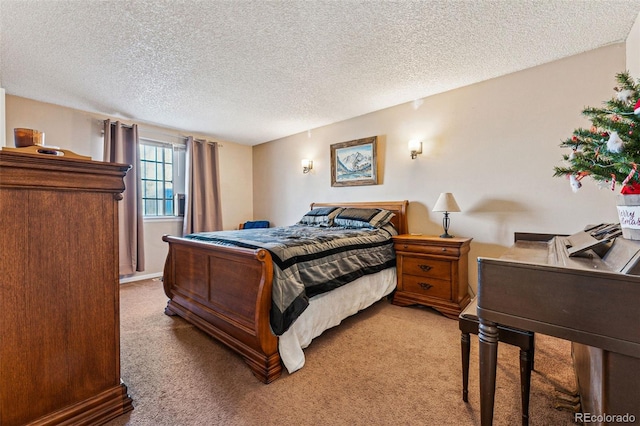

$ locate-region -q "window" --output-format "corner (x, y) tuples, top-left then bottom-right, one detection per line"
(139, 140), (185, 217)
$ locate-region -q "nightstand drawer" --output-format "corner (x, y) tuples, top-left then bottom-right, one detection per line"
(402, 275), (451, 300)
(402, 257), (451, 281)
(394, 243), (462, 257)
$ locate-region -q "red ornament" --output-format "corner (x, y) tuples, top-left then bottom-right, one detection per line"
(634, 99), (640, 115)
(572, 135), (578, 142)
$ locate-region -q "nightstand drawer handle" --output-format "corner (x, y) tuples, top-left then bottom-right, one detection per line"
(418, 264), (432, 272)
(418, 283), (433, 290)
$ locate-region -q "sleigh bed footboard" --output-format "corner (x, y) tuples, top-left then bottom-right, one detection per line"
(162, 235), (281, 383)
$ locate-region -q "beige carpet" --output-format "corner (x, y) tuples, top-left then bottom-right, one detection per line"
(106, 279), (577, 426)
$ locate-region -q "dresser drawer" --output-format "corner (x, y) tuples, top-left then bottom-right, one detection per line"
(402, 275), (452, 300)
(402, 256), (451, 281)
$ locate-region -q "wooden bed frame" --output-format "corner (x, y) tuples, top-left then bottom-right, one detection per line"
(162, 200), (409, 383)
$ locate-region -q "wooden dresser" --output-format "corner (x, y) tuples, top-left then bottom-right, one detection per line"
(0, 149), (133, 425)
(392, 234), (472, 319)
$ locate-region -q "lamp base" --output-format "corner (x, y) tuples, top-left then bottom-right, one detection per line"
(440, 212), (454, 238)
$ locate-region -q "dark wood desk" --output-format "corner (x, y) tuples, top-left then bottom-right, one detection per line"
(476, 233), (640, 425)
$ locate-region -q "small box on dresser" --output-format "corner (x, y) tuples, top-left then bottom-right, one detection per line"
(392, 234), (472, 319)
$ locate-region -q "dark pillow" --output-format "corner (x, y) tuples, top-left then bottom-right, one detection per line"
(334, 208), (395, 229)
(298, 207), (344, 227)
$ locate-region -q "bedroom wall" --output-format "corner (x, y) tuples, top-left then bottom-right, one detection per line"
(4, 95), (254, 280)
(627, 12), (640, 78)
(0, 88), (5, 147)
(252, 43), (627, 293)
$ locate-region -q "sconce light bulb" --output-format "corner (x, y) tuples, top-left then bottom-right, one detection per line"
(408, 140), (423, 159)
(301, 159), (313, 174)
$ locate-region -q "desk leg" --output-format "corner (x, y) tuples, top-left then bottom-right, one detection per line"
(461, 332), (470, 402)
(479, 319), (499, 426)
(520, 349), (532, 426)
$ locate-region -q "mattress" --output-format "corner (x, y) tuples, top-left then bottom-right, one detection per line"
(278, 267), (397, 373)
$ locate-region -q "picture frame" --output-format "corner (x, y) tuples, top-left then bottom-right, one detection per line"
(330, 136), (378, 187)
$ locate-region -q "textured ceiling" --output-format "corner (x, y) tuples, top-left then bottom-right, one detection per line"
(2, 1), (640, 146)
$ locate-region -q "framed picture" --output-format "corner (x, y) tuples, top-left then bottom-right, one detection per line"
(330, 136), (378, 187)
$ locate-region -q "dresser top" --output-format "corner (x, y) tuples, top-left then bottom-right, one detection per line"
(0, 148), (129, 193)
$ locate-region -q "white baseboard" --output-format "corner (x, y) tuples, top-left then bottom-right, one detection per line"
(119, 272), (163, 284)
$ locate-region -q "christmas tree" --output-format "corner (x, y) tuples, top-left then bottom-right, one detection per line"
(554, 71), (640, 194)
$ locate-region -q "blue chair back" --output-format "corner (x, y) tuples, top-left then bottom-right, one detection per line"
(242, 220), (270, 229)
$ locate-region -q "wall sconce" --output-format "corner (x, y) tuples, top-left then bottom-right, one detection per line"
(408, 140), (423, 159)
(432, 192), (461, 238)
(301, 159), (313, 174)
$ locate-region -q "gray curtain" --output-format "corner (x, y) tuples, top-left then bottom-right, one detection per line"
(183, 136), (223, 234)
(103, 120), (145, 275)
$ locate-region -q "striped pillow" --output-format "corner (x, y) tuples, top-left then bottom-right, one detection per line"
(333, 208), (395, 229)
(298, 207), (344, 227)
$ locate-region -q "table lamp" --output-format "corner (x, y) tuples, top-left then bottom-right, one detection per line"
(432, 192), (461, 238)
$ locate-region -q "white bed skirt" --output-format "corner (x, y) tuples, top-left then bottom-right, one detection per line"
(278, 267), (397, 373)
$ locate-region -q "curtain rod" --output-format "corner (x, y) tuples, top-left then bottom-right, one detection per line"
(193, 138), (224, 147)
(107, 120), (133, 129)
(100, 119), (223, 147)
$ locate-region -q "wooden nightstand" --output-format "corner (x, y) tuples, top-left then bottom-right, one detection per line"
(392, 234), (472, 319)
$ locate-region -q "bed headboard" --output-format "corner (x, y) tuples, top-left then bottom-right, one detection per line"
(310, 200), (409, 235)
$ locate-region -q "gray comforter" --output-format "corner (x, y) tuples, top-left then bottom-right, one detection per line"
(184, 223), (397, 335)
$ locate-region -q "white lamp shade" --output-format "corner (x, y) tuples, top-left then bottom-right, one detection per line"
(408, 140), (422, 151)
(432, 192), (461, 212)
